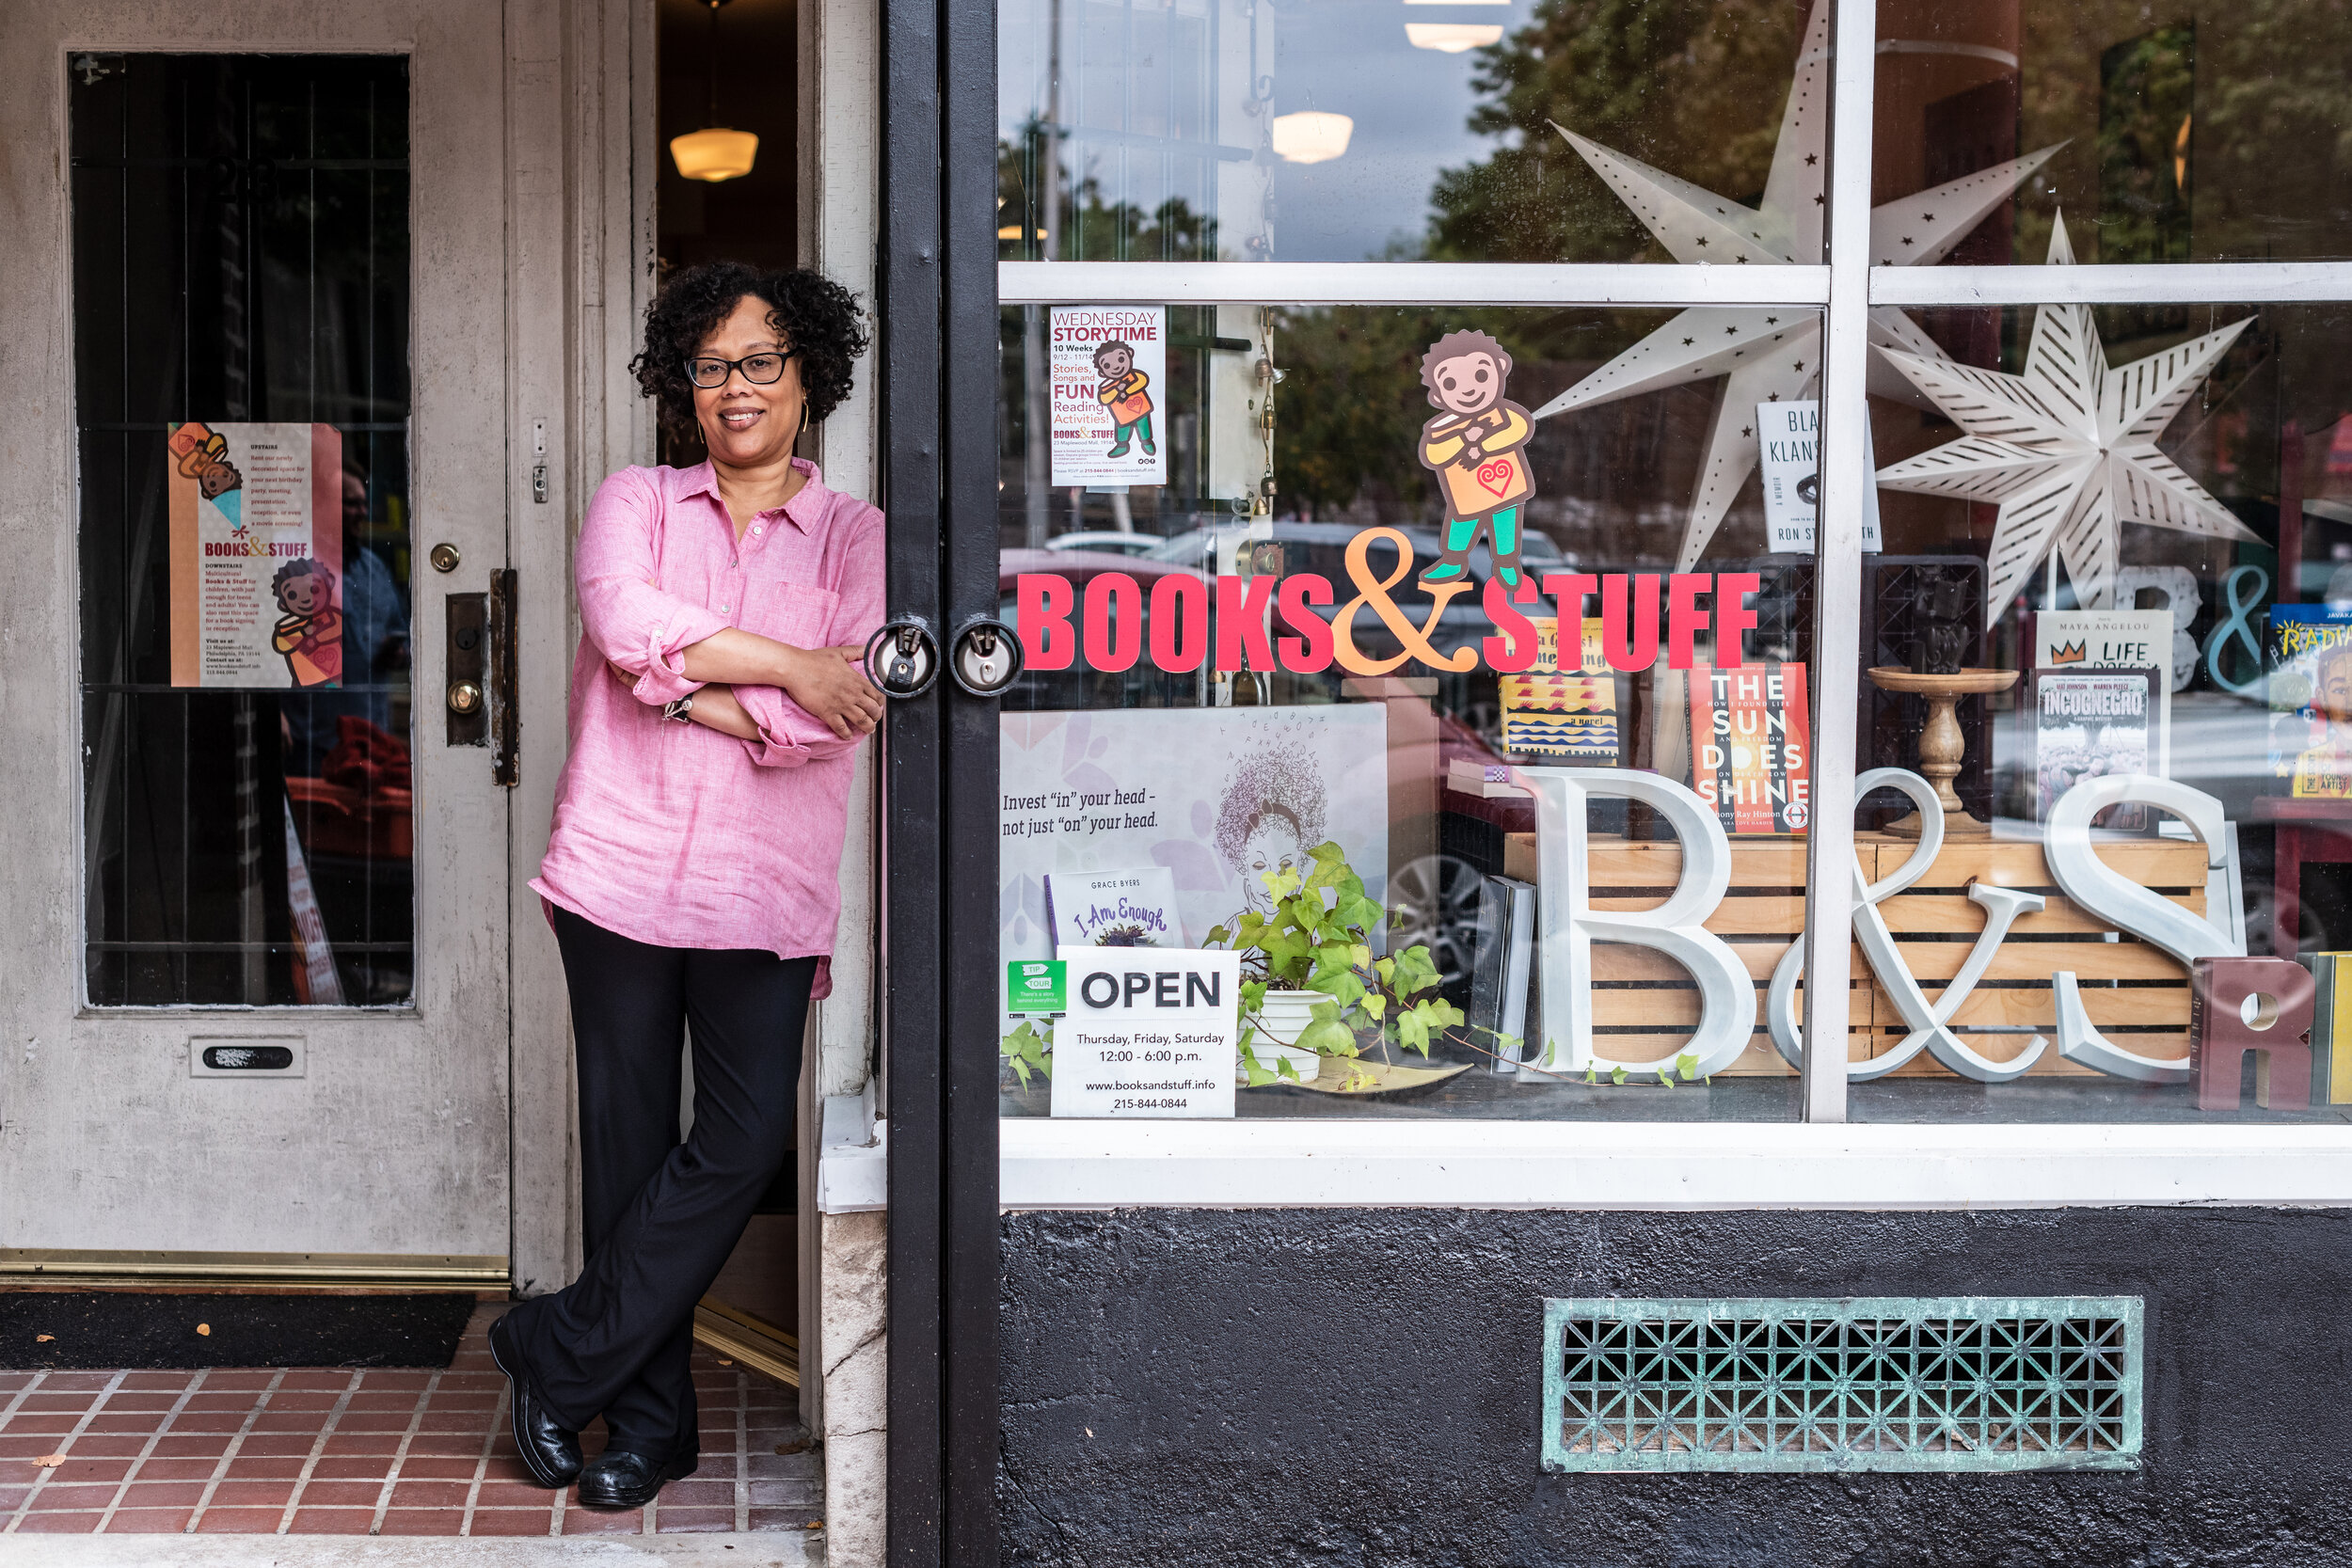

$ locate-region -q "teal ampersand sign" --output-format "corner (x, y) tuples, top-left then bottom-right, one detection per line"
(2202, 563), (2267, 697)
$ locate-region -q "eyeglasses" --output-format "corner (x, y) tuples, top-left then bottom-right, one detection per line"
(685, 350), (794, 389)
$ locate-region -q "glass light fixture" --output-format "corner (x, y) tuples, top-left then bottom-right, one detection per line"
(1405, 23), (1503, 52)
(673, 128), (759, 182)
(672, 0), (756, 183)
(1268, 111), (1355, 166)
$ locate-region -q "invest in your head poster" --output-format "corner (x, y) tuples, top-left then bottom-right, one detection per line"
(998, 705), (1390, 1012)
(167, 421), (344, 689)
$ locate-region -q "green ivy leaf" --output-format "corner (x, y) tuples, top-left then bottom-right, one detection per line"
(1296, 1017), (1358, 1056)
(1677, 1052), (1699, 1082)
(1610, 1064), (1629, 1085)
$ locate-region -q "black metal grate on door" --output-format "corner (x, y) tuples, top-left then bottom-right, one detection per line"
(72, 53), (416, 1006)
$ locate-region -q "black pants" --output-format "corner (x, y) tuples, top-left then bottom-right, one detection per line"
(508, 906), (814, 1453)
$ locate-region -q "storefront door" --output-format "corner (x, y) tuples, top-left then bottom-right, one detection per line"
(1, 6), (527, 1283)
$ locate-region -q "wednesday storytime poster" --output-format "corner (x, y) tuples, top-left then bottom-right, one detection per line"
(167, 422), (344, 689)
(1049, 306), (1168, 487)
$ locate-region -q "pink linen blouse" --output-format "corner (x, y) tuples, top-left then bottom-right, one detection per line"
(532, 459), (883, 993)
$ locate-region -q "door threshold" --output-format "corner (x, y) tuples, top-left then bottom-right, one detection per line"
(0, 1248), (507, 1292)
(691, 1296), (801, 1387)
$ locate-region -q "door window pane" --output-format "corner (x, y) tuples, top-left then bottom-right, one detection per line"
(997, 302), (1830, 1119)
(73, 55), (414, 1006)
(1849, 293), (2352, 1121)
(998, 0), (1851, 263)
(1876, 0), (2352, 264)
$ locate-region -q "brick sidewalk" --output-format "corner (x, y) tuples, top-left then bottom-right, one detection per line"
(0, 1303), (821, 1539)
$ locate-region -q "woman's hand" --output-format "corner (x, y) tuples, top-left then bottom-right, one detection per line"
(607, 660), (763, 740)
(776, 644), (883, 739)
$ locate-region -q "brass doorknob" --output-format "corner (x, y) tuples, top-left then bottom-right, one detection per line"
(447, 681), (484, 715)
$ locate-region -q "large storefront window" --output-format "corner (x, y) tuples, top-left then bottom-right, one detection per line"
(993, 0), (2352, 1131)
(997, 0), (1837, 264)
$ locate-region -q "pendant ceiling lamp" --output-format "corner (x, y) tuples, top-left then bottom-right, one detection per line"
(671, 0), (758, 182)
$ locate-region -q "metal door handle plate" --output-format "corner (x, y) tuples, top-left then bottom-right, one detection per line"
(864, 619), (942, 699)
(950, 618), (1025, 697)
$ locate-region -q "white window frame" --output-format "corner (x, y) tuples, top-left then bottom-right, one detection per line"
(969, 0), (2352, 1209)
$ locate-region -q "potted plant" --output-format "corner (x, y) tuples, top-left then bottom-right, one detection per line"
(1209, 841), (1467, 1094)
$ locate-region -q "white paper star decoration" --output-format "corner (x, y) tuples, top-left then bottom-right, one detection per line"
(1529, 0), (2060, 569)
(1872, 214), (2257, 628)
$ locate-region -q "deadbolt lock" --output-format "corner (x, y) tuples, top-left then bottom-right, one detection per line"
(430, 542), (462, 574)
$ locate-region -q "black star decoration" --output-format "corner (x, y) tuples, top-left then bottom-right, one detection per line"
(1804, 152), (1819, 166)
(1682, 338), (1694, 346)
(1725, 326), (1739, 335)
(1741, 426), (1753, 437)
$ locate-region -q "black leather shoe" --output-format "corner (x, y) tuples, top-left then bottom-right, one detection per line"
(577, 1446), (699, 1510)
(487, 1313), (582, 1488)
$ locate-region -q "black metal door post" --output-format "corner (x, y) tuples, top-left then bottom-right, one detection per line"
(882, 0), (1001, 1555)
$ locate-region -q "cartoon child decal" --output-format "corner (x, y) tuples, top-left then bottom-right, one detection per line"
(1415, 329), (1535, 588)
(1092, 339), (1156, 460)
(271, 558), (344, 689)
(167, 421), (244, 501)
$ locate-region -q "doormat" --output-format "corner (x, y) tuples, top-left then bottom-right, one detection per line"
(0, 1291), (480, 1370)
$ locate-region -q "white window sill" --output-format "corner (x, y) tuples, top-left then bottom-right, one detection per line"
(996, 1118), (2352, 1212)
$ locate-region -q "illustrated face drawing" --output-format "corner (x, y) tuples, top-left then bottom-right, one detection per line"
(1215, 735), (1328, 930)
(1238, 811), (1304, 917)
(1425, 348), (1508, 417)
(198, 459), (243, 500)
(1093, 341), (1134, 382)
(275, 561), (335, 619)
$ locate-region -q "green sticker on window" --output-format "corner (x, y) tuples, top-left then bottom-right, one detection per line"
(1007, 959), (1067, 1014)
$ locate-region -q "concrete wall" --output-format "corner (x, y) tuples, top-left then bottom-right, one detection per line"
(1001, 1207), (2352, 1566)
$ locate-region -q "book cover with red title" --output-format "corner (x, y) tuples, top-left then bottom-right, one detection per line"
(1690, 662), (1811, 834)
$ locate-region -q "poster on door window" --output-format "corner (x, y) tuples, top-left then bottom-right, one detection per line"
(167, 421), (344, 689)
(1048, 946), (1240, 1118)
(999, 706), (1390, 1014)
(1049, 306), (1168, 488)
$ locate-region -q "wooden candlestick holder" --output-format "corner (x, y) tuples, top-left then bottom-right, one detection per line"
(1866, 667), (2020, 840)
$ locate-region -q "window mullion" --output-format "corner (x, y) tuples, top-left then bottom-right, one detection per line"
(1798, 0), (1880, 1124)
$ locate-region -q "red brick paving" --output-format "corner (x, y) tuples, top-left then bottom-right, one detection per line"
(0, 1301), (820, 1538)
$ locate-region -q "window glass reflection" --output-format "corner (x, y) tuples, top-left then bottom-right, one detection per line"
(997, 0), (1841, 263)
(1875, 0), (2352, 263)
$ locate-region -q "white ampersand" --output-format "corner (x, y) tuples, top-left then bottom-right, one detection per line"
(1767, 768), (2049, 1082)
(2043, 773), (2243, 1084)
(1509, 767), (1756, 1077)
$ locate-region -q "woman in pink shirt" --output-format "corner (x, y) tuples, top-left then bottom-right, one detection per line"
(491, 263), (883, 1510)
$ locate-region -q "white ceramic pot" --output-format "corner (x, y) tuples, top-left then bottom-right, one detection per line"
(1242, 989), (1328, 1082)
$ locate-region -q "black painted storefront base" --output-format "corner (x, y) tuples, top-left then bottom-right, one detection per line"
(1000, 1208), (2352, 1567)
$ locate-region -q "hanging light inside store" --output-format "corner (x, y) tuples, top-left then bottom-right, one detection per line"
(1405, 23), (1503, 51)
(1269, 111), (1354, 165)
(671, 0), (759, 182)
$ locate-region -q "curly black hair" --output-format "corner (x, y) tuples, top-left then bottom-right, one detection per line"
(629, 261), (871, 442)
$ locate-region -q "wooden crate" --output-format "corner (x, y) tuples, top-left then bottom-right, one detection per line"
(1500, 832), (2210, 1077)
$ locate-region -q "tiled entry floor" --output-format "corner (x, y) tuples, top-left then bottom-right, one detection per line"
(0, 1303), (821, 1539)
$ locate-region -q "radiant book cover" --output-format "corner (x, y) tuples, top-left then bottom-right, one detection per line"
(1502, 617), (1616, 762)
(1689, 661), (1810, 834)
(2268, 605), (2352, 796)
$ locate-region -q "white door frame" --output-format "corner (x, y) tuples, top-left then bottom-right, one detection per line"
(0, 0), (653, 1292)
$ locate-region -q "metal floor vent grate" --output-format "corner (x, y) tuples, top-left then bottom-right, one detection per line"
(1542, 1297), (2141, 1473)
